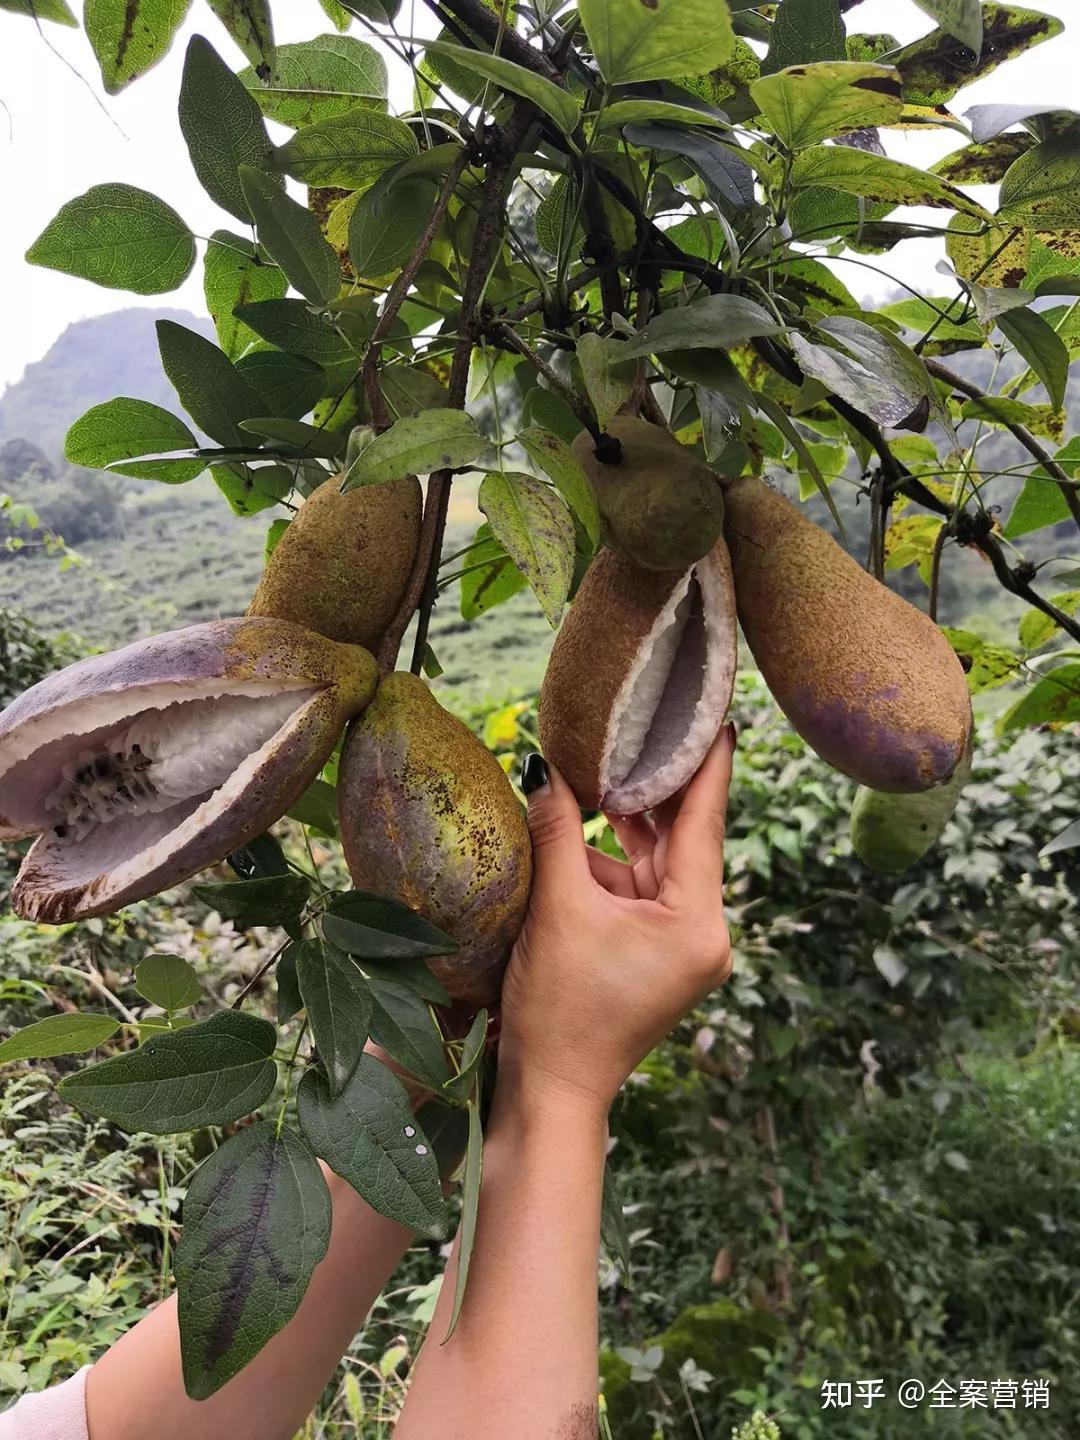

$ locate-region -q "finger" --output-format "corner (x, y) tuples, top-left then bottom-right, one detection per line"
(587, 846), (638, 898)
(521, 753), (594, 895)
(662, 722), (736, 893)
(605, 811), (661, 901)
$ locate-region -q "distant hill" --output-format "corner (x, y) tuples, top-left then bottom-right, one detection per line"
(0, 308), (213, 461)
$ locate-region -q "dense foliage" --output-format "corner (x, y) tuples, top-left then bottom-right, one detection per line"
(3, 0), (1080, 1419)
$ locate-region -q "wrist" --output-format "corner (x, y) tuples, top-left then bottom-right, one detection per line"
(489, 1058), (611, 1136)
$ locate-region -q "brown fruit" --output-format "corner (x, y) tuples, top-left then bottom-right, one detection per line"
(572, 416), (726, 571)
(538, 542), (737, 814)
(0, 618), (377, 922)
(248, 474), (422, 651)
(724, 475), (971, 792)
(337, 673), (532, 1007)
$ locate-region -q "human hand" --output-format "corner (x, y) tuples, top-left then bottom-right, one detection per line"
(496, 724), (736, 1118)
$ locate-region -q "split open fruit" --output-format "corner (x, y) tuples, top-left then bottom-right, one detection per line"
(0, 617), (377, 923)
(538, 543), (737, 814)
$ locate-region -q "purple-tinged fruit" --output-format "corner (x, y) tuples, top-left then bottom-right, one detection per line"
(337, 673), (532, 1007)
(723, 475), (971, 792)
(0, 618), (377, 922)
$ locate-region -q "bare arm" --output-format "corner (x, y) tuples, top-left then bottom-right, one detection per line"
(396, 730), (736, 1440)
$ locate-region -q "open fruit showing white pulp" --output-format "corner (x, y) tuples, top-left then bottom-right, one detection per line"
(0, 618), (376, 922)
(539, 543), (737, 815)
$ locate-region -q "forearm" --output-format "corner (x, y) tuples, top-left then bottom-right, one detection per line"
(85, 1164), (413, 1440)
(395, 1077), (607, 1440)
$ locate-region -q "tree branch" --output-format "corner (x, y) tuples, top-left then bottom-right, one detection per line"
(923, 356), (1080, 533)
(377, 102), (537, 674)
(486, 320), (599, 439)
(425, 0), (562, 81)
(361, 147), (471, 431)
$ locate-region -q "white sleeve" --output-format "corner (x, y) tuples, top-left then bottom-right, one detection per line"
(0, 1366), (90, 1440)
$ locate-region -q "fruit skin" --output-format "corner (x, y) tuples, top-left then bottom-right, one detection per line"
(337, 672), (532, 1007)
(723, 475), (971, 792)
(572, 415), (725, 571)
(852, 742), (972, 872)
(539, 543), (736, 814)
(0, 618), (377, 922)
(247, 474), (422, 651)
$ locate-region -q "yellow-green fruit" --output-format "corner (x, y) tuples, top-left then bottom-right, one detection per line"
(337, 672), (532, 1007)
(248, 474), (422, 651)
(852, 743), (973, 872)
(572, 416), (725, 571)
(724, 475), (971, 793)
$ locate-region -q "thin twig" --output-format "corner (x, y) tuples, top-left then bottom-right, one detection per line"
(487, 321), (599, 438)
(361, 148), (472, 430)
(924, 356), (1080, 534)
(928, 522), (950, 623)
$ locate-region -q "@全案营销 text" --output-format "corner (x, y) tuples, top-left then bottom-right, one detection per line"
(820, 1377), (1051, 1411)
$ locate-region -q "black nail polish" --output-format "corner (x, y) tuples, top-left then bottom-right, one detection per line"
(521, 752), (549, 796)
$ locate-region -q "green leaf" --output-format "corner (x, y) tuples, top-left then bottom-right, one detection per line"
(790, 146), (992, 218)
(204, 0), (275, 73)
(204, 231), (288, 360)
(578, 0), (734, 85)
(933, 134), (1033, 184)
(134, 954), (202, 1013)
(241, 35), (387, 127)
(0, 0), (77, 23)
(344, 409), (485, 487)
(58, 1011), (277, 1133)
(958, 395), (1063, 442)
(238, 166), (340, 306)
(790, 320), (938, 429)
(622, 294), (784, 360)
(84, 0), (192, 94)
(287, 776), (339, 836)
(967, 102), (1080, 145)
(157, 320), (260, 447)
(1019, 592), (1080, 651)
(997, 307), (1068, 410)
(894, 4), (1062, 108)
(65, 398), (204, 483)
(179, 35), (273, 224)
(176, 1123), (330, 1399)
(297, 1054), (448, 1235)
(277, 943), (303, 1024)
(26, 184), (195, 294)
(423, 40), (581, 135)
(0, 1013), (119, 1064)
(478, 470), (575, 627)
(596, 99), (732, 132)
(999, 135), (1080, 231)
(295, 939), (372, 1096)
(348, 173), (436, 280)
(322, 891), (458, 961)
(443, 1009), (488, 1105)
(1003, 437), (1080, 536)
(600, 1159), (632, 1278)
(459, 523), (529, 620)
(999, 663), (1080, 732)
(912, 0), (983, 51)
(191, 874), (312, 927)
(272, 107), (417, 188)
(518, 426), (600, 546)
(576, 332), (635, 431)
(762, 0), (844, 74)
(365, 974), (451, 1089)
(442, 1097), (482, 1341)
(751, 62), (903, 149)
(236, 351), (328, 419)
(233, 299), (360, 388)
(359, 958), (451, 1007)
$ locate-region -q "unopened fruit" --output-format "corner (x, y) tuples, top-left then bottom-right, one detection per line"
(852, 738), (973, 872)
(248, 474), (422, 650)
(538, 543), (737, 814)
(572, 416), (726, 571)
(337, 672), (531, 1007)
(0, 618), (377, 923)
(724, 475), (970, 792)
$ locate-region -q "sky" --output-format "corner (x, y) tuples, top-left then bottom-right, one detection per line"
(0, 0), (1074, 390)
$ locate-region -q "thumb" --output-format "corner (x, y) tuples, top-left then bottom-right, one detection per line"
(520, 753), (591, 892)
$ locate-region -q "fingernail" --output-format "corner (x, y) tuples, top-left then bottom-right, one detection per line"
(521, 752), (550, 796)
